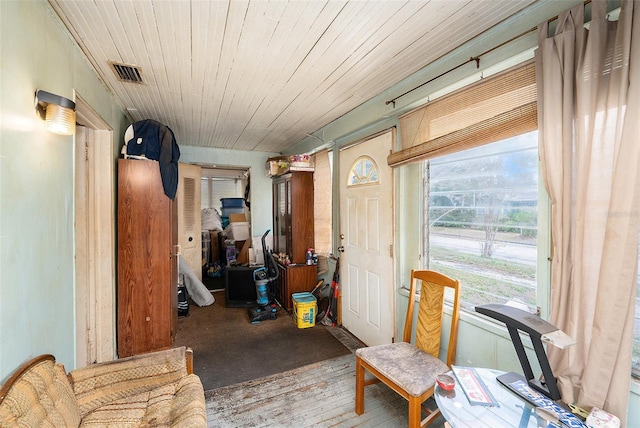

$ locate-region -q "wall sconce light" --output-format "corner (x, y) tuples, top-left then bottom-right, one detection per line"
(35, 90), (76, 135)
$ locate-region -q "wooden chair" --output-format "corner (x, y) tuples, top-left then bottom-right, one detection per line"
(355, 270), (461, 428)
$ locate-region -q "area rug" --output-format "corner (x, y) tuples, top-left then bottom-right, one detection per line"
(175, 294), (351, 390)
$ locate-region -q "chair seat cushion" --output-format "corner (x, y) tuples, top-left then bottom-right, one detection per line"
(78, 374), (206, 427)
(356, 342), (449, 397)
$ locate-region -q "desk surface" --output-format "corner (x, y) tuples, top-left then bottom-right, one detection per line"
(435, 368), (542, 428)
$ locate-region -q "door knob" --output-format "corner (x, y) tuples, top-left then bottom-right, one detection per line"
(188, 236), (193, 242)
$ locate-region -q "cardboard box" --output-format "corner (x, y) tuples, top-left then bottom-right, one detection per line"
(209, 230), (221, 263)
(229, 213), (246, 223)
(266, 156), (290, 176)
(235, 240), (251, 264)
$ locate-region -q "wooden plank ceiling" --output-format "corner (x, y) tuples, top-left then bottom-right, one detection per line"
(48, 0), (535, 153)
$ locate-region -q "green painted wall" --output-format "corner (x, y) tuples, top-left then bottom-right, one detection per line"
(0, 0), (127, 380)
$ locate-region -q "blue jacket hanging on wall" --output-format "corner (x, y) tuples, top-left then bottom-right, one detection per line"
(124, 119), (180, 199)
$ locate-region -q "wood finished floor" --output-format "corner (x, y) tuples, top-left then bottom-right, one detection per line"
(205, 327), (447, 427)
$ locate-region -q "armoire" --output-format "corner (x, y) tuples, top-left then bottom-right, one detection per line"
(117, 158), (177, 358)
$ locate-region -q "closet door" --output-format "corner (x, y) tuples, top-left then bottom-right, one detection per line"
(117, 159), (177, 358)
(177, 162), (202, 280)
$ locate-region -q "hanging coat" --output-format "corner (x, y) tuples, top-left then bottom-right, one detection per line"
(125, 119), (180, 199)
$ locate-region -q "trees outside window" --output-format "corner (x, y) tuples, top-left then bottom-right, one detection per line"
(424, 131), (538, 312)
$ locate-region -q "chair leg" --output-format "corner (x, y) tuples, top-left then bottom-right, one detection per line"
(355, 357), (365, 415)
(422, 407), (441, 427)
(408, 396), (421, 428)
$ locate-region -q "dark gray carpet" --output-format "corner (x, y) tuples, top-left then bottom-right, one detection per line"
(174, 292), (351, 391)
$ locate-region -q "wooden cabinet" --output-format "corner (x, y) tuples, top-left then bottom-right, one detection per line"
(117, 159), (178, 358)
(272, 171), (316, 311)
(275, 263), (317, 311)
(272, 171), (314, 264)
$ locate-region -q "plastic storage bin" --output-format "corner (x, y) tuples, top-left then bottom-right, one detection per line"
(202, 238), (211, 265)
(221, 206), (244, 217)
(292, 292), (317, 328)
(224, 221), (250, 241)
(220, 198), (244, 208)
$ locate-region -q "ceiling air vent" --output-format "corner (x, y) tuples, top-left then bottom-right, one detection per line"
(109, 62), (144, 84)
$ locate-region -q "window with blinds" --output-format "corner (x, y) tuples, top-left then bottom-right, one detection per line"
(389, 61), (537, 167)
(396, 59), (547, 317)
(313, 150), (332, 264)
(201, 177), (243, 211)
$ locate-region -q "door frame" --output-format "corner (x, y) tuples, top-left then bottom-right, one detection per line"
(74, 94), (115, 366)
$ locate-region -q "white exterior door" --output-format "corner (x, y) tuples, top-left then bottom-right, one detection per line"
(339, 131), (394, 346)
(177, 163), (202, 280)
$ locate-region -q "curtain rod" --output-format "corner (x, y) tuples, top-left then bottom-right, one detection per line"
(384, 0), (592, 108)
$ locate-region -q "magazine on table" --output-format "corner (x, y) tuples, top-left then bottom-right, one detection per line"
(451, 366), (499, 407)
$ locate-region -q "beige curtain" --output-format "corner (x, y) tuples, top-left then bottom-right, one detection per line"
(536, 0), (640, 421)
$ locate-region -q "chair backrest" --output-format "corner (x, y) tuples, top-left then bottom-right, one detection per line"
(402, 270), (461, 367)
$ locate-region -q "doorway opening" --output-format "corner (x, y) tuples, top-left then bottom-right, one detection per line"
(191, 164), (251, 291)
(200, 166), (250, 213)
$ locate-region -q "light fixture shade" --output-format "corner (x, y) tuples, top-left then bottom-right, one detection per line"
(35, 90), (76, 135)
(44, 103), (76, 135)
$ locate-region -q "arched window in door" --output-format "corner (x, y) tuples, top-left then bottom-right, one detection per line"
(347, 155), (380, 186)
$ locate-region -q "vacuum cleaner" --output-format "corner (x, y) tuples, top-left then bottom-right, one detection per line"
(248, 229), (279, 324)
